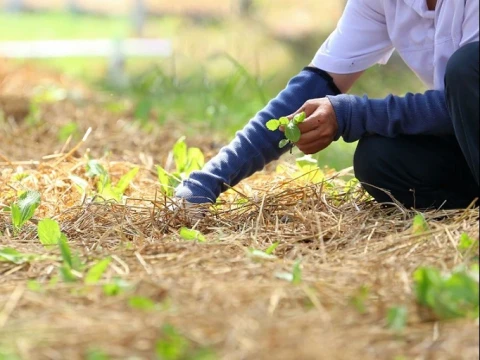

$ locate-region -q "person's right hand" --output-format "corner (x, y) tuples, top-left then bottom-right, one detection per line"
(285, 97), (339, 155)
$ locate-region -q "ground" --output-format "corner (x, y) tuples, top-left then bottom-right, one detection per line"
(0, 55), (479, 360)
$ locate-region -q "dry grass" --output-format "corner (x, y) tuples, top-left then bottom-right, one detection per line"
(0, 61), (479, 360)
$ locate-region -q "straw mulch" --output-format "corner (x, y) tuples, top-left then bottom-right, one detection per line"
(0, 61), (479, 360)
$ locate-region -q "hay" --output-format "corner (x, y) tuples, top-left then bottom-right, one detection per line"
(0, 61), (479, 360)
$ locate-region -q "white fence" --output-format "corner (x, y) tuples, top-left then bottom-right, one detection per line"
(0, 39), (172, 58)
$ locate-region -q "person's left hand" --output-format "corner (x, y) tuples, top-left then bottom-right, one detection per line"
(285, 98), (338, 155)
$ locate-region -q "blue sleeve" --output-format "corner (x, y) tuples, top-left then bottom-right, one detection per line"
(328, 90), (453, 143)
(175, 67), (341, 203)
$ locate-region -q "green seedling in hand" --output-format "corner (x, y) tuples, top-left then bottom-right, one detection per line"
(266, 112), (306, 149)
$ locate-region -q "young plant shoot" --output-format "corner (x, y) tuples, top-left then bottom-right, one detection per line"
(266, 111), (306, 149)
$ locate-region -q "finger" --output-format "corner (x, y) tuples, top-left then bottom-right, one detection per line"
(296, 128), (324, 145)
(286, 105), (307, 121)
(296, 114), (324, 133)
(298, 141), (330, 155)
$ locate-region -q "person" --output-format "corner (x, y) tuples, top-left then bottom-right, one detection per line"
(175, 0), (479, 210)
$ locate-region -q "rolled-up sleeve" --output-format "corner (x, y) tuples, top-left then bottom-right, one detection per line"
(312, 0), (394, 74)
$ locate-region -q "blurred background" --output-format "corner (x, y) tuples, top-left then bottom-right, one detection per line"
(0, 0), (425, 170)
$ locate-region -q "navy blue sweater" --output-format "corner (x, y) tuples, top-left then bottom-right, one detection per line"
(176, 68), (452, 203)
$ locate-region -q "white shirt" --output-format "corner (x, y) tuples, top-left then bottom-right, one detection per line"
(312, 0), (479, 90)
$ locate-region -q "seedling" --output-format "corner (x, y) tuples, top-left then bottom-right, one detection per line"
(0, 247), (37, 264)
(84, 258), (112, 285)
(86, 160), (139, 203)
(179, 227), (206, 242)
(266, 112), (306, 149)
(387, 306), (408, 332)
(155, 324), (217, 360)
(38, 218), (62, 247)
(412, 214), (428, 235)
(157, 137), (205, 196)
(349, 285), (370, 314)
(274, 259), (303, 284)
(128, 296), (157, 311)
(10, 190), (41, 234)
(414, 265), (479, 320)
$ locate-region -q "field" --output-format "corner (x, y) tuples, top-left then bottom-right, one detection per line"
(0, 7), (479, 360)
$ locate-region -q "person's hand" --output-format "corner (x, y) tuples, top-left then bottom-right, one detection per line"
(286, 98), (338, 155)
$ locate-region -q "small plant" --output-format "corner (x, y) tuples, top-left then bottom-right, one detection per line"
(266, 112), (306, 148)
(9, 190), (41, 234)
(0, 247), (37, 264)
(128, 296), (157, 311)
(38, 218), (62, 247)
(155, 324), (216, 360)
(58, 121), (80, 142)
(274, 259), (303, 284)
(387, 306), (408, 332)
(86, 160), (139, 202)
(157, 137), (205, 196)
(179, 227), (206, 242)
(412, 214), (429, 235)
(458, 233), (479, 253)
(349, 285), (370, 314)
(414, 265), (479, 320)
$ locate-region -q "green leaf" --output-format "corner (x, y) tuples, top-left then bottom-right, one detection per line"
(179, 227), (206, 242)
(414, 267), (442, 307)
(266, 119), (280, 131)
(86, 349), (110, 360)
(278, 139), (290, 149)
(37, 218), (62, 247)
(295, 155), (318, 169)
(69, 175), (89, 195)
(293, 111), (306, 124)
(173, 137), (188, 173)
(292, 260), (302, 285)
(103, 277), (131, 296)
(58, 122), (79, 142)
(458, 233), (478, 252)
(249, 249), (277, 260)
(414, 266), (479, 320)
(128, 296), (156, 311)
(155, 324), (190, 360)
(0, 247), (35, 264)
(185, 148), (205, 174)
(86, 160), (108, 178)
(11, 190), (41, 232)
(134, 98), (153, 123)
(412, 214), (428, 234)
(85, 258), (111, 285)
(59, 264), (77, 282)
(349, 285), (370, 314)
(265, 242), (279, 255)
(278, 117), (290, 126)
(27, 279), (43, 292)
(115, 167), (139, 195)
(58, 233), (72, 268)
(285, 122), (301, 143)
(157, 166), (174, 197)
(387, 306), (408, 332)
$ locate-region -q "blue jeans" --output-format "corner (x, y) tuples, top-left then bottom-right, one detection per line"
(354, 42), (479, 209)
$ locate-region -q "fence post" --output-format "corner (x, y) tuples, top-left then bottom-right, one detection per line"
(107, 39), (128, 89)
(65, 0), (81, 14)
(5, 0), (23, 12)
(132, 0), (146, 37)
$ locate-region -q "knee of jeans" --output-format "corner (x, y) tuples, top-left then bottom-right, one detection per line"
(353, 136), (384, 186)
(445, 42), (479, 86)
